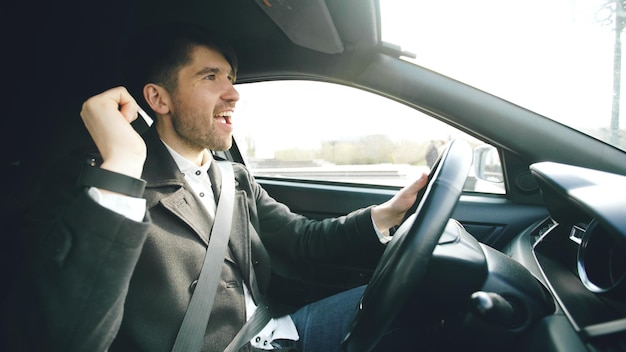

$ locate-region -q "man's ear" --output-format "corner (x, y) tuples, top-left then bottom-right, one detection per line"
(143, 84), (170, 115)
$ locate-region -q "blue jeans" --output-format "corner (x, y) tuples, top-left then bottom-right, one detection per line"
(272, 285), (427, 352)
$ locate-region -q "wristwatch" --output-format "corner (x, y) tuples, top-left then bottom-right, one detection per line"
(77, 164), (146, 198)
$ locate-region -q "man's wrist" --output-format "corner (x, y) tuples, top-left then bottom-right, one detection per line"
(371, 204), (400, 232)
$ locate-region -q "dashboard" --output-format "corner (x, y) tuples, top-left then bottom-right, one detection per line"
(507, 162), (626, 351)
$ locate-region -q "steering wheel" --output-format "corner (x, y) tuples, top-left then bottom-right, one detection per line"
(341, 139), (473, 352)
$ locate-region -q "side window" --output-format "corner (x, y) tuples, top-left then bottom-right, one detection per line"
(234, 80), (505, 194)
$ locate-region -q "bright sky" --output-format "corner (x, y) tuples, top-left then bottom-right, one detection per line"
(379, 0), (621, 131)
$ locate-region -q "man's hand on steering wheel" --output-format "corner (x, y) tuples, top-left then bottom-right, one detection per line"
(371, 171), (429, 233)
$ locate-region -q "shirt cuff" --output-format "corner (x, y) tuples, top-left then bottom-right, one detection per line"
(87, 187), (146, 222)
(244, 285), (299, 349)
(372, 215), (393, 244)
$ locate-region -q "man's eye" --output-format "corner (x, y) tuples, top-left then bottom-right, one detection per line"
(205, 74), (216, 81)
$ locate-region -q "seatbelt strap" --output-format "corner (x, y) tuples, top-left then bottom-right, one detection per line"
(223, 303), (273, 352)
(171, 161), (235, 352)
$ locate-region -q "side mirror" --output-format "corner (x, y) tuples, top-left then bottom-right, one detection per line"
(473, 145), (504, 183)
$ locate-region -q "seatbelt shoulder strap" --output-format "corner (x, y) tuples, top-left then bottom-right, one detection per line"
(171, 160), (235, 352)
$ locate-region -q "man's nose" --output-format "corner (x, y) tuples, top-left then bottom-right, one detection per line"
(223, 83), (240, 102)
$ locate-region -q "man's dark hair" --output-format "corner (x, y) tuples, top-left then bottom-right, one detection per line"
(120, 22), (238, 112)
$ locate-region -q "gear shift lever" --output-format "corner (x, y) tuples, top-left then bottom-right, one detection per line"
(470, 291), (522, 328)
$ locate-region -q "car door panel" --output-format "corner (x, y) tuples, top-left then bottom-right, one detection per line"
(257, 177), (549, 306)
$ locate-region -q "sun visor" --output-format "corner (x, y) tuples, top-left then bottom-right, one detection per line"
(254, 0), (344, 54)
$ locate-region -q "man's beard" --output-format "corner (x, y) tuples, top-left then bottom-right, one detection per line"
(170, 99), (232, 152)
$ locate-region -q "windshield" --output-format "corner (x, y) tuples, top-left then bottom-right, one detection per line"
(380, 0), (626, 152)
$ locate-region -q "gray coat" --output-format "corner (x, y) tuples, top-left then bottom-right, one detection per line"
(15, 128), (385, 352)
